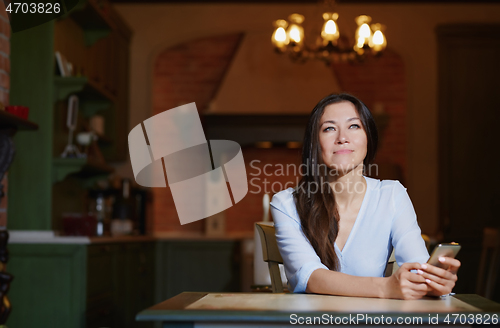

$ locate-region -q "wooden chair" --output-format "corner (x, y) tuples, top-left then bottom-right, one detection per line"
(476, 227), (500, 299)
(384, 249), (398, 277)
(256, 224), (431, 288)
(384, 234), (431, 277)
(255, 223), (285, 293)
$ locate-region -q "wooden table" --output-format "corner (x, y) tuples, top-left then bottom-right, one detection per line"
(136, 292), (500, 327)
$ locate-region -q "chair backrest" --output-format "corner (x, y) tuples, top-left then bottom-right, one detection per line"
(476, 227), (500, 299)
(384, 249), (397, 277)
(255, 223), (284, 293)
(384, 234), (431, 277)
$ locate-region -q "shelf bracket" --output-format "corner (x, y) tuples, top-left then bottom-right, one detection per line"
(84, 29), (111, 47)
(80, 99), (112, 118)
(54, 77), (88, 102)
(52, 158), (87, 184)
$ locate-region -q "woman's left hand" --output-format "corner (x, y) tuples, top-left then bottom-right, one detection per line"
(417, 257), (461, 297)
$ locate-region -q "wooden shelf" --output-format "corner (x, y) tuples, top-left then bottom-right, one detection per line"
(96, 133), (112, 145)
(0, 110), (39, 131)
(52, 157), (115, 184)
(69, 0), (114, 46)
(54, 76), (114, 117)
(79, 160), (115, 178)
(86, 78), (116, 102)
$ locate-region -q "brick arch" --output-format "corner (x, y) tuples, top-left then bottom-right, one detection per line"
(151, 33), (242, 232)
(331, 49), (408, 182)
(153, 33), (243, 115)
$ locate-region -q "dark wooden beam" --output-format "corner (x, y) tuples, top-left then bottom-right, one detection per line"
(110, 0), (500, 4)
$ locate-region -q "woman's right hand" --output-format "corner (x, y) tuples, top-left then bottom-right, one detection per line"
(384, 262), (430, 300)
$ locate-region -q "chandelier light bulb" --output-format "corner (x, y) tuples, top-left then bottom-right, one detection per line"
(289, 25), (302, 43)
(321, 12), (340, 44)
(325, 20), (337, 34)
(372, 30), (384, 45)
(354, 15), (373, 54)
(358, 23), (371, 39)
(272, 19), (289, 49)
(287, 14), (305, 46)
(275, 28), (287, 42)
(370, 23), (387, 53)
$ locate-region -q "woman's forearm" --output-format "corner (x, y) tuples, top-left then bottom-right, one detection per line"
(306, 268), (387, 298)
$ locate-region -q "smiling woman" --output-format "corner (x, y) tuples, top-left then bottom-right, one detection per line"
(270, 93), (461, 300)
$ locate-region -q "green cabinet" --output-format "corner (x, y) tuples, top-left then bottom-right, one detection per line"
(8, 239), (245, 327)
(8, 244), (87, 327)
(8, 241), (155, 328)
(156, 240), (241, 300)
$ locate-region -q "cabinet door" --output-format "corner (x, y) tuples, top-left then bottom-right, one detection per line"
(123, 242), (156, 328)
(8, 244), (87, 328)
(112, 242), (155, 328)
(157, 241), (241, 300)
(87, 244), (116, 327)
(85, 299), (114, 328)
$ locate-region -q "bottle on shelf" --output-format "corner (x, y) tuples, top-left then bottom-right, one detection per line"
(111, 178), (133, 236)
(88, 188), (112, 236)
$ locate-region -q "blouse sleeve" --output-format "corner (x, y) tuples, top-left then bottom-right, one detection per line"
(270, 190), (329, 293)
(391, 181), (430, 266)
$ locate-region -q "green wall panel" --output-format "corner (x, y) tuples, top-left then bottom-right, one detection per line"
(8, 21), (55, 230)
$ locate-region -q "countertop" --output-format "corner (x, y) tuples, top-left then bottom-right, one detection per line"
(7, 230), (254, 244)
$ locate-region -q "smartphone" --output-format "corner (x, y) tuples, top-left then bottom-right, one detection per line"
(427, 243), (461, 269)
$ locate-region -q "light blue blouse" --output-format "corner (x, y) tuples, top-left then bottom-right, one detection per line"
(270, 176), (430, 293)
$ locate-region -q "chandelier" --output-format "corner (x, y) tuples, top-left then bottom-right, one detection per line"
(271, 7), (387, 64)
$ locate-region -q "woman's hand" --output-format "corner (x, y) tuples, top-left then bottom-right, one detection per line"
(384, 262), (429, 300)
(417, 257), (460, 297)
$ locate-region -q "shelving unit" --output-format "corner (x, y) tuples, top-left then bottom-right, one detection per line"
(6, 2), (136, 327)
(0, 110), (39, 131)
(9, 0), (131, 230)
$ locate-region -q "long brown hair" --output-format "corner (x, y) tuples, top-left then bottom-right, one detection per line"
(293, 93), (378, 270)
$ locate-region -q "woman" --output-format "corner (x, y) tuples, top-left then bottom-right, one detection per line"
(270, 93), (460, 299)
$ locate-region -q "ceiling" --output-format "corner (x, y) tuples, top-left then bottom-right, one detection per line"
(110, 0), (500, 3)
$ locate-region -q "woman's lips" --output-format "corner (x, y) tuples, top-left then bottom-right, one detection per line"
(334, 149), (354, 154)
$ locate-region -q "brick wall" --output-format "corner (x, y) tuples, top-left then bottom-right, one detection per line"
(151, 41), (407, 233)
(151, 33), (242, 232)
(0, 4), (10, 228)
(224, 147), (302, 232)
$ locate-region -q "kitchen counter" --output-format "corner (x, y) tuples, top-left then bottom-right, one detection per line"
(8, 230), (255, 327)
(8, 230), (254, 244)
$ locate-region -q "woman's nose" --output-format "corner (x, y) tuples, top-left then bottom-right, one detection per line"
(336, 130), (348, 144)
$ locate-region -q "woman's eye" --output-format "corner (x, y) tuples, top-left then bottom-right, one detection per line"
(323, 126), (335, 132)
(349, 124), (361, 129)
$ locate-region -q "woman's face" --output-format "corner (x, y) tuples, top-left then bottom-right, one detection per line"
(318, 101), (368, 175)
